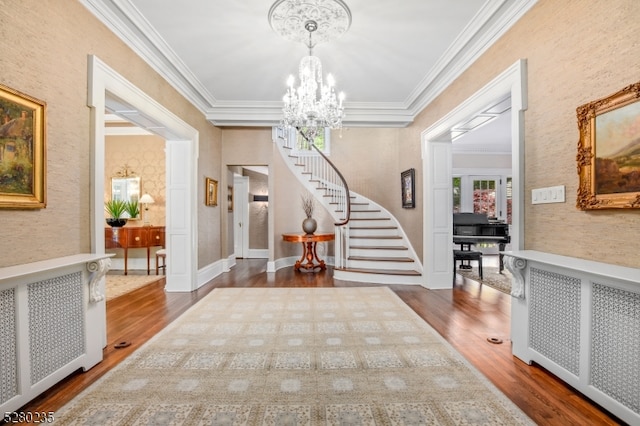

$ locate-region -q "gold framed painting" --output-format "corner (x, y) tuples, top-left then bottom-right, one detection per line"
(227, 185), (233, 212)
(0, 83), (46, 208)
(576, 81), (640, 209)
(205, 177), (218, 206)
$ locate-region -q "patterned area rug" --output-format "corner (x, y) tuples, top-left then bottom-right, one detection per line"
(55, 287), (533, 425)
(105, 274), (162, 301)
(457, 266), (513, 295)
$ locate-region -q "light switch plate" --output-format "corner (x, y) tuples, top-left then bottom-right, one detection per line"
(532, 185), (565, 204)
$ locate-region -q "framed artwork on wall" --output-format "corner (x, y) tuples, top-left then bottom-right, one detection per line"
(227, 185), (234, 212)
(0, 83), (46, 208)
(401, 168), (415, 208)
(577, 81), (640, 209)
(205, 177), (218, 206)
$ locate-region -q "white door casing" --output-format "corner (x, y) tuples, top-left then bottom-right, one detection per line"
(88, 55), (199, 295)
(421, 59), (527, 289)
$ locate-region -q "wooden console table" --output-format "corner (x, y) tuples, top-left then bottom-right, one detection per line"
(282, 232), (334, 271)
(105, 226), (165, 274)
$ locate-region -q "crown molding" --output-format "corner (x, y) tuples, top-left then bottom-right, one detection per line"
(80, 0), (538, 128)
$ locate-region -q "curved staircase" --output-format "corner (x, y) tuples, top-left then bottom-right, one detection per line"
(275, 128), (423, 285)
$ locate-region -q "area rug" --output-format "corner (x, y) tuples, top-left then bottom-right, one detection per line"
(105, 274), (162, 301)
(55, 287), (533, 425)
(457, 266), (512, 295)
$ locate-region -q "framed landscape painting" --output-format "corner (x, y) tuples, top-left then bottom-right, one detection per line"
(0, 84), (46, 208)
(577, 81), (640, 209)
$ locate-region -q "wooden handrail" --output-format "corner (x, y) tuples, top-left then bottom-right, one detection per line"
(297, 127), (351, 226)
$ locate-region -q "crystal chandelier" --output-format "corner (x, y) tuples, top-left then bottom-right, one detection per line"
(268, 0), (351, 142)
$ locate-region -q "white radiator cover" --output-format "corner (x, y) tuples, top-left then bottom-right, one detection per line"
(0, 254), (111, 414)
(506, 250), (640, 425)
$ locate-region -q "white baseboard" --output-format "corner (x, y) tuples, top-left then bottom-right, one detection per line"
(248, 249), (268, 259)
(197, 259), (226, 289)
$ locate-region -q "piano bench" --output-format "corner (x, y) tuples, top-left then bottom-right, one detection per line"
(453, 250), (483, 280)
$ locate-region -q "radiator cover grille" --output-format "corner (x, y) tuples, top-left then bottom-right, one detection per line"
(0, 288), (17, 404)
(591, 283), (640, 414)
(529, 267), (581, 376)
(28, 272), (85, 384)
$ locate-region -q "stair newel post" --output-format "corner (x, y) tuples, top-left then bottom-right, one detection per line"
(334, 224), (342, 268)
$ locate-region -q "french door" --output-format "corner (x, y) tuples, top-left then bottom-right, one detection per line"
(472, 177), (499, 218)
(454, 175), (509, 222)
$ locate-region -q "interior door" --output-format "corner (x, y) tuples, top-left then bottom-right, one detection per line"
(233, 175), (249, 258)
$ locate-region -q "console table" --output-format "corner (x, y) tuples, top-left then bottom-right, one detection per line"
(282, 232), (334, 271)
(105, 226), (165, 274)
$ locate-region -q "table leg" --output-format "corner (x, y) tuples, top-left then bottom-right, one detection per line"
(147, 247), (151, 275)
(312, 242), (327, 270)
(294, 241), (327, 271)
(294, 242), (308, 271)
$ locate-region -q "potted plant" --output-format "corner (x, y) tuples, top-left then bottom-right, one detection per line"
(301, 193), (317, 234)
(124, 200), (140, 220)
(105, 199), (128, 227)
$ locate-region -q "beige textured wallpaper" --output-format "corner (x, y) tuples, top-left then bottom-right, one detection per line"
(0, 0), (221, 268)
(408, 0), (640, 268)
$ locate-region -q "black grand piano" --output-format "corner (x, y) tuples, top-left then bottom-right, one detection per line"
(453, 212), (510, 272)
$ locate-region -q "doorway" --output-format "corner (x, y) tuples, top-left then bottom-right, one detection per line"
(421, 59), (527, 289)
(88, 55), (198, 294)
(230, 166), (270, 260)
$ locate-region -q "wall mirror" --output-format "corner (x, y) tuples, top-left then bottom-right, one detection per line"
(111, 176), (140, 203)
(111, 176), (141, 220)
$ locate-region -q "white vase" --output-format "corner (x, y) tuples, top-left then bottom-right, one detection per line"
(302, 217), (317, 234)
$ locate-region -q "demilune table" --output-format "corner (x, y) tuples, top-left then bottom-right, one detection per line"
(282, 232), (335, 271)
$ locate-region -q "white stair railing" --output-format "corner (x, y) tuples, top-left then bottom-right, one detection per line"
(276, 127), (351, 267)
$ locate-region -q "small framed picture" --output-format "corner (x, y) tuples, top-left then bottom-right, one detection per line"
(227, 185), (234, 212)
(401, 168), (415, 208)
(205, 177), (217, 206)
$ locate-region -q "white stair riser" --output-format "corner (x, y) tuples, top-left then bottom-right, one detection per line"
(350, 210), (383, 218)
(334, 269), (423, 285)
(347, 259), (416, 271)
(349, 248), (409, 257)
(350, 228), (398, 237)
(349, 238), (405, 247)
(350, 219), (392, 227)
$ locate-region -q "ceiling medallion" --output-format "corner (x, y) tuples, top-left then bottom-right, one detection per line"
(269, 0), (350, 141)
(268, 0), (352, 46)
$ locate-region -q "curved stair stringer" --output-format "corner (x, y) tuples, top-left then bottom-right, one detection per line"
(274, 132), (423, 285)
(335, 190), (424, 285)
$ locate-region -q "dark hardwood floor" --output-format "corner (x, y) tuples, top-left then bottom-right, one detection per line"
(16, 258), (623, 425)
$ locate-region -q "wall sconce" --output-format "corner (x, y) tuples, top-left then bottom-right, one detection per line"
(139, 193), (155, 225)
(253, 195), (268, 202)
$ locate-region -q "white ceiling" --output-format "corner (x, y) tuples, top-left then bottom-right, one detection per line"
(88, 0), (535, 153)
